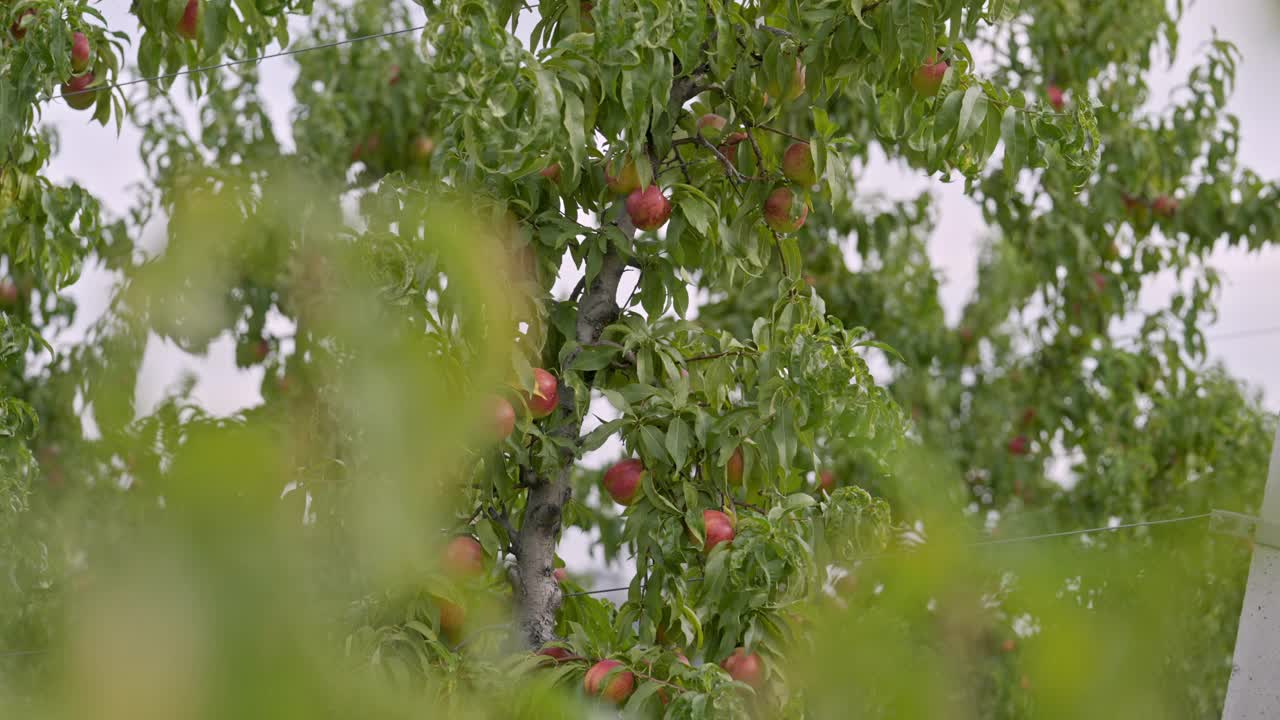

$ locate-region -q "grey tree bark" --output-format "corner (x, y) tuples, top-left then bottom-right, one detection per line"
(514, 248), (629, 649)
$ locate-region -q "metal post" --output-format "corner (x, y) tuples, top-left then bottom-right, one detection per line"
(1222, 425), (1280, 719)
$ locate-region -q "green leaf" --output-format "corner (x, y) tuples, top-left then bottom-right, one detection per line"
(513, 352), (535, 392)
(642, 473), (682, 515)
(637, 349), (653, 386)
(783, 493), (817, 512)
(781, 237), (803, 279)
(1001, 105), (1024, 177)
(680, 605), (704, 649)
(404, 621), (438, 642)
(934, 89), (964, 141)
(694, 410), (712, 445)
(684, 482), (704, 538)
(812, 107), (836, 138)
(665, 417), (692, 469)
(639, 425), (669, 465)
(772, 402), (796, 470)
(601, 388), (632, 414)
(853, 339), (905, 363)
(672, 279), (690, 319)
(956, 85), (988, 143)
(625, 681), (662, 712)
(570, 344), (620, 371)
(678, 192), (714, 236)
(581, 419), (624, 452)
(563, 92), (586, 171)
(752, 318), (770, 349)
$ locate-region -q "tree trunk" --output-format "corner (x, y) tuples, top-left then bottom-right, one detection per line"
(514, 467), (572, 648)
(514, 246), (629, 649)
(511, 69), (707, 650)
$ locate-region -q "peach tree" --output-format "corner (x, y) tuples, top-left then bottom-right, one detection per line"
(1, 0), (1277, 717)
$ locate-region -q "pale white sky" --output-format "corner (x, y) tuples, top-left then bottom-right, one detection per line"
(37, 1), (1280, 585)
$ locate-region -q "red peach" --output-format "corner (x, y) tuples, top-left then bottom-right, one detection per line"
(626, 185), (673, 231)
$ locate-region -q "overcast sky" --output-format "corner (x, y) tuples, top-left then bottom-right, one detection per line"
(36, 1), (1280, 583)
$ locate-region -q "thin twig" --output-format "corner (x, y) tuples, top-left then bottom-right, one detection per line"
(771, 229), (792, 278)
(657, 157), (684, 174)
(683, 349), (753, 363)
(487, 507), (521, 556)
(756, 124), (808, 143)
(733, 33), (765, 62)
(744, 128), (765, 167)
(623, 264), (643, 309)
(697, 136), (765, 185)
(673, 144), (694, 184)
(633, 670), (690, 694)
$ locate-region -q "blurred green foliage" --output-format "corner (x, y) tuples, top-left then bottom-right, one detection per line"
(3, 0), (1279, 718)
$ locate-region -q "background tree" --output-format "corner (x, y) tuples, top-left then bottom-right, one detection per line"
(2, 0), (1277, 718)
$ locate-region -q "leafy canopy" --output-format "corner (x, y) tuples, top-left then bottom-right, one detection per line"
(1, 0), (1277, 718)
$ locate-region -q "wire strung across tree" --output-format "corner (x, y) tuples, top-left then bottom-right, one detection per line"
(566, 511), (1216, 596)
